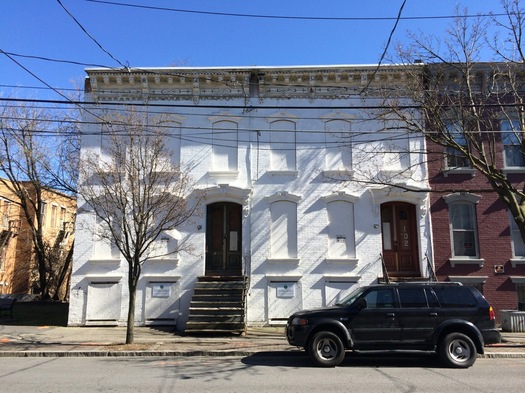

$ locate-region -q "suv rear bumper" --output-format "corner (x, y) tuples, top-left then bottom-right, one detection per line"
(482, 328), (502, 345)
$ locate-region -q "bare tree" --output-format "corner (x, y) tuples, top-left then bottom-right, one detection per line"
(381, 0), (525, 242)
(77, 108), (200, 344)
(0, 100), (75, 300)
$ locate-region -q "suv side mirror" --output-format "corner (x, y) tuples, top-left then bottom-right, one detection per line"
(356, 298), (367, 310)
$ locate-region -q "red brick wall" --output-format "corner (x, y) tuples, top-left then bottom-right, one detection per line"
(427, 140), (525, 320)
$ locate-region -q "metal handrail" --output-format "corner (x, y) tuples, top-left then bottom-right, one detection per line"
(425, 252), (438, 282)
(380, 253), (390, 284)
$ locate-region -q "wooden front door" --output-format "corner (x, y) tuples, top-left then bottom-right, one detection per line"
(205, 202), (242, 276)
(380, 202), (420, 276)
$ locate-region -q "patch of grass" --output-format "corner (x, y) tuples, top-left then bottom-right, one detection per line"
(0, 301), (69, 326)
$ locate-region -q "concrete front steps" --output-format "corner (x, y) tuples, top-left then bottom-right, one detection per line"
(185, 276), (247, 335)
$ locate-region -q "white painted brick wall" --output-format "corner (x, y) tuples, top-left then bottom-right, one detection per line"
(69, 69), (432, 329)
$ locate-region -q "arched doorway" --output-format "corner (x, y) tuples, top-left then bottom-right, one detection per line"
(205, 202), (242, 276)
(380, 202), (421, 277)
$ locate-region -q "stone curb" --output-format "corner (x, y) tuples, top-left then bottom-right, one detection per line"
(0, 350), (295, 358)
(0, 350), (524, 358)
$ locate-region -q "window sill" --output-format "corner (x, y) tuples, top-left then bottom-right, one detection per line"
(145, 258), (179, 265)
(503, 168), (525, 174)
(267, 170), (299, 177)
(443, 168), (476, 177)
(448, 275), (487, 285)
(324, 275), (361, 282)
(267, 258), (300, 264)
(325, 258), (359, 264)
(322, 169), (353, 178)
(88, 258), (120, 264)
(510, 258), (525, 268)
(208, 171), (239, 178)
(449, 258), (484, 267)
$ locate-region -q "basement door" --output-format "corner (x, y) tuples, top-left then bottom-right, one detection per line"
(205, 202), (242, 276)
(380, 202), (420, 277)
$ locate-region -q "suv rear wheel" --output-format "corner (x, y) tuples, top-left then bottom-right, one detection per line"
(438, 332), (477, 368)
(308, 331), (345, 367)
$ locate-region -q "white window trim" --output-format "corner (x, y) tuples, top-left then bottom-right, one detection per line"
(501, 118), (525, 170)
(448, 276), (487, 285)
(444, 193), (482, 262)
(511, 258), (525, 268)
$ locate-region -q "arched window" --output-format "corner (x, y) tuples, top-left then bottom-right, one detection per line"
(444, 193), (480, 258)
(327, 200), (355, 259)
(270, 120), (296, 171)
(270, 200), (298, 259)
(325, 119), (352, 171)
(212, 120), (238, 171)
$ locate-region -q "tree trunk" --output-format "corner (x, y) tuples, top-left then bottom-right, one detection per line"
(53, 242), (74, 301)
(126, 271), (138, 344)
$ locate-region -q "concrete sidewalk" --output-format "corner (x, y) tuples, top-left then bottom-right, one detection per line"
(1, 325), (525, 358)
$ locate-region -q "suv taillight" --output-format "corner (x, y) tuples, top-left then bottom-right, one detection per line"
(489, 306), (496, 321)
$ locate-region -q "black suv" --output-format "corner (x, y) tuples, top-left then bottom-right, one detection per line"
(286, 282), (501, 368)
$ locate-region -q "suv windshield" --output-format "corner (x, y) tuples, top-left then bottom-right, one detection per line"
(333, 287), (366, 306)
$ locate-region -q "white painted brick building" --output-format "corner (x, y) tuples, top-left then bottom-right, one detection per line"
(68, 65), (432, 329)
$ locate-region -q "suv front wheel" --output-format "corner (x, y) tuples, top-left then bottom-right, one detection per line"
(308, 331), (345, 367)
(438, 332), (477, 368)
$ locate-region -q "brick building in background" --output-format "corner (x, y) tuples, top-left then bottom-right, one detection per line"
(0, 178), (76, 298)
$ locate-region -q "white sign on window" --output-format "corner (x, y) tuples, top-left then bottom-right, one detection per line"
(230, 231), (238, 251)
(276, 282), (295, 298)
(152, 283), (171, 298)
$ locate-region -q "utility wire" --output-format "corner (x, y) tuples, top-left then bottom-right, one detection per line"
(362, 0), (407, 94)
(84, 0), (507, 22)
(0, 49), (113, 125)
(3, 96), (523, 111)
(56, 0), (128, 69)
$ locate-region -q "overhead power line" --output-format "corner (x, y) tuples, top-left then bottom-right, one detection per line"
(4, 96), (525, 111)
(56, 0), (128, 69)
(84, 0), (507, 22)
(362, 0), (407, 94)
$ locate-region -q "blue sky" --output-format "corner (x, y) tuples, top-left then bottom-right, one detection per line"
(0, 0), (509, 100)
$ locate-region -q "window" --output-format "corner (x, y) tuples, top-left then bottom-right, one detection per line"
(270, 200), (298, 259)
(0, 200), (10, 228)
(445, 122), (469, 169)
(60, 207), (67, 225)
(444, 193), (483, 266)
(0, 230), (12, 271)
(325, 120), (352, 171)
(327, 200), (355, 259)
(509, 213), (525, 257)
(40, 202), (47, 228)
(398, 288), (428, 308)
(501, 119), (524, 168)
(212, 120), (238, 171)
(518, 284), (525, 311)
(433, 286), (477, 308)
(270, 120), (296, 172)
(449, 202), (479, 257)
(363, 288), (395, 309)
(51, 205), (58, 228)
(383, 138), (410, 170)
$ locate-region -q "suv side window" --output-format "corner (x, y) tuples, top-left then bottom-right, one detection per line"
(363, 288), (395, 308)
(433, 286), (477, 307)
(398, 288), (428, 308)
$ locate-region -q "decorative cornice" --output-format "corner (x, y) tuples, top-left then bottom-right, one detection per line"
(85, 65), (418, 102)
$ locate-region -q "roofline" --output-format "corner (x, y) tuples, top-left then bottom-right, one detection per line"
(84, 63), (400, 74)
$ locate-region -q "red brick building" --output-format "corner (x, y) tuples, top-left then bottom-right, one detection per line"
(428, 137), (525, 321)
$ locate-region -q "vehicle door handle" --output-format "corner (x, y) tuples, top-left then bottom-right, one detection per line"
(386, 313), (396, 318)
(429, 313), (438, 317)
